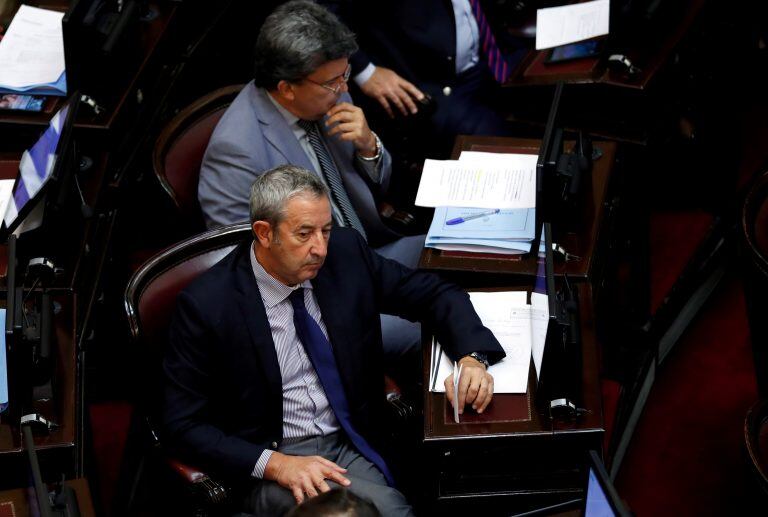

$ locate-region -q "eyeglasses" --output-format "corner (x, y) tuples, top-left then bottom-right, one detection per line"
(304, 64), (351, 94)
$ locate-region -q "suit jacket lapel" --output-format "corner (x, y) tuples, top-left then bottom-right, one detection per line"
(232, 243), (283, 399)
(252, 86), (316, 172)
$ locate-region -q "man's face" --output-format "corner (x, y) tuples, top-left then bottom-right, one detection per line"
(287, 58), (350, 120)
(255, 194), (333, 286)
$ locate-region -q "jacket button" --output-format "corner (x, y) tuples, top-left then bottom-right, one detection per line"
(271, 441), (278, 449)
(447, 55), (453, 61)
(442, 86), (452, 96)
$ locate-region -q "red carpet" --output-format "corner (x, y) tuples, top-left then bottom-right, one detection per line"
(90, 402), (134, 515)
(615, 274), (761, 515)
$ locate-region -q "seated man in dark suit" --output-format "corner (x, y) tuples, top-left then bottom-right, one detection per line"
(320, 0), (519, 159)
(165, 165), (505, 516)
(198, 0), (426, 362)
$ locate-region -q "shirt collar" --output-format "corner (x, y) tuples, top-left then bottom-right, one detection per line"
(250, 241), (313, 308)
(265, 89), (301, 128)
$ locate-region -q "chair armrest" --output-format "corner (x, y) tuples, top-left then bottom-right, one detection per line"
(384, 375), (415, 422)
(379, 202), (416, 231)
(167, 458), (209, 484)
(166, 457), (230, 506)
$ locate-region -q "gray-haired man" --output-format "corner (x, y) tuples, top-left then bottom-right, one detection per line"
(168, 166), (504, 515)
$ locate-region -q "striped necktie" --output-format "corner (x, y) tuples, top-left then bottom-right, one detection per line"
(289, 289), (394, 486)
(469, 0), (514, 84)
(297, 119), (367, 240)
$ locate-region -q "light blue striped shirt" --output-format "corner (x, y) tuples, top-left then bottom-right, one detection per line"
(250, 245), (340, 478)
(353, 0), (479, 84)
(453, 0), (480, 74)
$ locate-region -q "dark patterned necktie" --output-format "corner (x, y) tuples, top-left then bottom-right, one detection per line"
(297, 119), (367, 240)
(289, 289), (394, 486)
(469, 0), (514, 84)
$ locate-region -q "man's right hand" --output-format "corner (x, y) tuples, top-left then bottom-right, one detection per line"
(360, 66), (425, 118)
(263, 451), (351, 503)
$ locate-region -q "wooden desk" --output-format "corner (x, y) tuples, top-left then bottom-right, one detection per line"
(0, 478), (95, 517)
(422, 283), (603, 513)
(0, 291), (79, 487)
(506, 0), (705, 91)
(419, 137), (616, 281)
(0, 1), (177, 137)
(495, 0), (707, 145)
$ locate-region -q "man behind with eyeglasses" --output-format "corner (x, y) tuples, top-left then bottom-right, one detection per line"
(199, 0), (426, 363)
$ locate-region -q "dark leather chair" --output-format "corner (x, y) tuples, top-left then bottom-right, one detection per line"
(741, 171), (768, 398)
(124, 223), (250, 513)
(152, 84), (244, 232)
(123, 223), (412, 514)
(744, 399), (768, 497)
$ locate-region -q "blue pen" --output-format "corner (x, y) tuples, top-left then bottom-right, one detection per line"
(445, 209), (500, 225)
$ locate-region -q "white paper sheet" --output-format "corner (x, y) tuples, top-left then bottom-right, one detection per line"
(415, 156), (537, 209)
(0, 6), (66, 89)
(452, 363), (463, 423)
(0, 179), (16, 221)
(430, 291), (533, 394)
(535, 0), (610, 50)
(530, 292), (550, 379)
(458, 150), (536, 166)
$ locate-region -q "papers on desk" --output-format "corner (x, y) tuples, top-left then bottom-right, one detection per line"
(0, 5), (67, 96)
(452, 363), (463, 423)
(429, 291), (550, 396)
(415, 153), (537, 209)
(0, 180), (16, 225)
(425, 206), (535, 255)
(423, 151), (537, 254)
(535, 0), (610, 50)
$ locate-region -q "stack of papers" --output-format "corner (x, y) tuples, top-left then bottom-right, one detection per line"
(0, 5), (67, 96)
(429, 291), (549, 396)
(426, 206), (535, 254)
(417, 151), (538, 254)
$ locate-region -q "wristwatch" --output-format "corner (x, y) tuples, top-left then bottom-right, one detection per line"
(463, 351), (490, 369)
(358, 131), (382, 161)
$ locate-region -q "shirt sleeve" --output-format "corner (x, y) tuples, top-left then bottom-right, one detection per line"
(252, 449), (274, 478)
(354, 151), (383, 183)
(353, 63), (377, 86)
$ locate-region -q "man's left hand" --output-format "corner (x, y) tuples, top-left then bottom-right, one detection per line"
(325, 102), (378, 158)
(444, 355), (494, 414)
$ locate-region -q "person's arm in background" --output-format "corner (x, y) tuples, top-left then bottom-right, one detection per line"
(320, 0), (425, 118)
(355, 64), (425, 118)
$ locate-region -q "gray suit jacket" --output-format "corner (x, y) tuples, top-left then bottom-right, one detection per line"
(199, 82), (398, 247)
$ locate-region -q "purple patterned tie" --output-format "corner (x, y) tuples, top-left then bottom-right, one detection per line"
(469, 0), (514, 84)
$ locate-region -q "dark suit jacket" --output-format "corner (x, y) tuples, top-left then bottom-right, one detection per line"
(163, 228), (504, 481)
(322, 0), (513, 160)
(323, 0), (458, 88)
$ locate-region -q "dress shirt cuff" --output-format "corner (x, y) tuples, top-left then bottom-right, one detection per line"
(252, 449), (274, 479)
(353, 63), (376, 87)
(355, 151), (382, 183)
